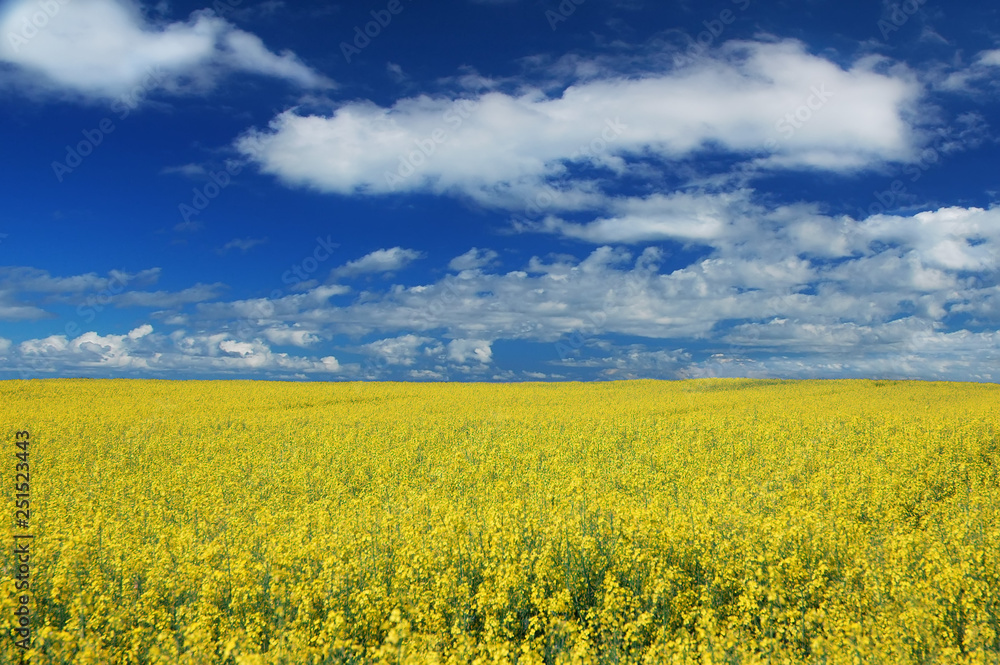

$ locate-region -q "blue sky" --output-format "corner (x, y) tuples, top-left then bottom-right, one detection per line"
(0, 0), (998, 381)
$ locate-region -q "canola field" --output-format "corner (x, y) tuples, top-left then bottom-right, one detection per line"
(1, 378), (999, 664)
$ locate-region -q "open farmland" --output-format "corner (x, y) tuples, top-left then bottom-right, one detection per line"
(1, 378), (999, 664)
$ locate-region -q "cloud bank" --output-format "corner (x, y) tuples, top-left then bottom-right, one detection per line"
(0, 0), (329, 99)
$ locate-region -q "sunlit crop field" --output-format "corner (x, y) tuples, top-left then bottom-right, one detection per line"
(1, 378), (998, 664)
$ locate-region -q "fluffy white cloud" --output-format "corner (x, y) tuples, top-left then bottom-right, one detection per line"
(156, 195), (998, 381)
(9, 325), (341, 377)
(361, 334), (439, 366)
(447, 339), (493, 364)
(448, 248), (499, 272)
(978, 50), (1000, 67)
(261, 326), (320, 348)
(924, 48), (1000, 93)
(0, 0), (329, 99)
(128, 324), (153, 340)
(695, 322), (1000, 382)
(332, 247), (423, 278)
(554, 345), (693, 380)
(0, 296), (49, 321)
(193, 284), (351, 323)
(219, 339), (255, 357)
(237, 39), (922, 206)
(537, 191), (747, 244)
(536, 191), (1000, 272)
(6, 197), (995, 381)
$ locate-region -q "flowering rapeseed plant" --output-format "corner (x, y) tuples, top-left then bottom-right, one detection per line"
(0, 378), (997, 663)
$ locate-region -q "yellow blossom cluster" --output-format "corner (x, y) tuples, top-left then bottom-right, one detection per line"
(0, 378), (998, 663)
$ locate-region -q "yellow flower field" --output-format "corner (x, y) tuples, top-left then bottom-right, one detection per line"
(1, 378), (998, 664)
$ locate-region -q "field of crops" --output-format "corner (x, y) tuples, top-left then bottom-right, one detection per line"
(1, 378), (998, 664)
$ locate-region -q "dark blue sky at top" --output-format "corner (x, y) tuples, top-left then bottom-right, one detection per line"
(1, 0), (998, 381)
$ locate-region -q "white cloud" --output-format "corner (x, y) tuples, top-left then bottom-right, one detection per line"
(9, 325), (341, 377)
(448, 248), (499, 272)
(978, 50), (1000, 67)
(194, 284), (350, 323)
(386, 61), (407, 83)
(538, 191), (747, 244)
(0, 266), (160, 294)
(408, 369), (445, 380)
(261, 326), (320, 347)
(161, 163), (208, 177)
(128, 324), (153, 340)
(930, 48), (1000, 93)
(447, 339), (493, 364)
(695, 322), (1000, 382)
(359, 334), (499, 373)
(535, 192), (1000, 275)
(219, 237), (268, 254)
(237, 39), (922, 207)
(159, 195), (1000, 381)
(112, 283), (226, 308)
(0, 266), (199, 321)
(332, 247), (423, 278)
(10, 198), (998, 381)
(20, 334), (69, 356)
(362, 334), (438, 366)
(554, 345), (693, 380)
(0, 0), (329, 99)
(219, 339), (255, 357)
(0, 296), (49, 321)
